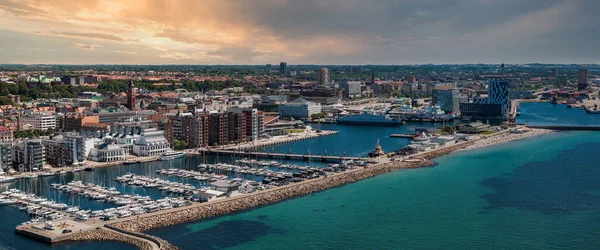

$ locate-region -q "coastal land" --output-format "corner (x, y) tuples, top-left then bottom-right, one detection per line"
(15, 126), (552, 249)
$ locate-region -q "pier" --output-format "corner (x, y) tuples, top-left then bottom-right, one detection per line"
(389, 133), (417, 139)
(200, 149), (368, 162)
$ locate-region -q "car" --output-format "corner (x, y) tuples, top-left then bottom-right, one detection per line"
(62, 229), (72, 234)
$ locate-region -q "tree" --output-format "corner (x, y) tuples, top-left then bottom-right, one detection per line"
(310, 112), (326, 120)
(172, 139), (188, 150)
(441, 125), (455, 135)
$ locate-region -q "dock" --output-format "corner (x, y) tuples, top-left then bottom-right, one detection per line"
(389, 133), (417, 139)
(200, 149), (368, 162)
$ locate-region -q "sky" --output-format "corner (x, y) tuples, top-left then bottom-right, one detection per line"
(0, 0), (599, 65)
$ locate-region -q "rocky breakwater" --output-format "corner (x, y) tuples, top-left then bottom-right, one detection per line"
(420, 141), (476, 160)
(63, 227), (163, 250)
(111, 160), (435, 233)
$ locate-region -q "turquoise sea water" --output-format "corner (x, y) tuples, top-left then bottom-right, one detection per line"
(149, 131), (600, 249)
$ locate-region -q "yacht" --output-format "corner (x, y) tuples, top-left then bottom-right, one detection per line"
(22, 174), (38, 179)
(44, 221), (56, 230)
(40, 172), (55, 177)
(75, 212), (90, 221)
(336, 112), (402, 126)
(159, 151), (185, 161)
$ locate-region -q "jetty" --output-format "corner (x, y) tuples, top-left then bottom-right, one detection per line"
(389, 133), (417, 139)
(199, 148), (367, 162)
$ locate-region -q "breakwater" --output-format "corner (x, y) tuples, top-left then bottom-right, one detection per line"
(62, 227), (160, 250)
(110, 141), (476, 233)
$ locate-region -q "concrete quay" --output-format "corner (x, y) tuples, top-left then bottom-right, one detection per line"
(220, 130), (338, 151)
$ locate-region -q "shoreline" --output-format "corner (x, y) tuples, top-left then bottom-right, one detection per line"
(15, 127), (552, 249)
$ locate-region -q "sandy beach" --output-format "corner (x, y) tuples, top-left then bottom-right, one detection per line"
(462, 128), (552, 151)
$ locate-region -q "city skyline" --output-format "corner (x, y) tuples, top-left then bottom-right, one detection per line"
(1, 0), (600, 65)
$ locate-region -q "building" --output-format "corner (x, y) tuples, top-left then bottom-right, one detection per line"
(339, 81), (362, 98)
(578, 69), (588, 91)
(181, 114), (208, 148)
(116, 116), (152, 129)
(43, 134), (94, 167)
(487, 79), (510, 116)
(457, 122), (491, 134)
(317, 68), (330, 86)
(13, 140), (45, 172)
(89, 141), (127, 162)
(132, 128), (171, 157)
(432, 89), (460, 115)
(401, 83), (417, 95)
(300, 87), (341, 105)
(0, 143), (13, 174)
(127, 80), (136, 110)
(62, 113), (100, 132)
(23, 112), (56, 131)
(228, 108), (263, 141)
(279, 98), (322, 120)
(459, 103), (503, 118)
(279, 62), (287, 75)
(0, 126), (13, 143)
(208, 113), (229, 146)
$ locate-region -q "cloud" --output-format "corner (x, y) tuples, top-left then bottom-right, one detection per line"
(1, 0), (600, 64)
(113, 50), (137, 55)
(74, 43), (98, 50)
(53, 31), (127, 41)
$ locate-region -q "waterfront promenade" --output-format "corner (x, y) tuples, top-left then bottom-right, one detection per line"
(15, 127), (550, 249)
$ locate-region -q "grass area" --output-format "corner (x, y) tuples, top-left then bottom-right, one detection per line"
(285, 129), (305, 134)
(480, 131), (497, 135)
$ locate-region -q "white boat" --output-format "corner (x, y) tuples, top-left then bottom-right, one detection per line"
(75, 212), (90, 221)
(40, 172), (55, 177)
(44, 221), (55, 230)
(159, 151), (185, 161)
(22, 174), (38, 179)
(117, 210), (132, 218)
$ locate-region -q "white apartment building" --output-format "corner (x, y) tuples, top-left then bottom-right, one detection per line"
(23, 112), (56, 131)
(279, 98), (322, 119)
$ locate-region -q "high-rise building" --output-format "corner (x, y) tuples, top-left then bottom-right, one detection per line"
(578, 69), (588, 91)
(13, 140), (45, 172)
(487, 79), (510, 116)
(127, 79), (136, 110)
(317, 68), (330, 85)
(432, 89), (460, 115)
(279, 62), (287, 75)
(0, 143), (13, 174)
(208, 113), (229, 146)
(228, 108), (261, 141)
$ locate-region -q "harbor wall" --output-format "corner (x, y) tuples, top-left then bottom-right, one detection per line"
(61, 228), (158, 250)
